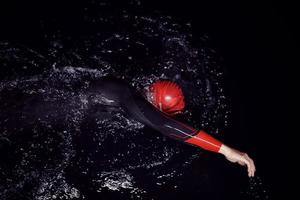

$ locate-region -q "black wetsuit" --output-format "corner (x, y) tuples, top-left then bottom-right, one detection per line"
(0, 76), (221, 152)
(87, 76), (199, 144)
(86, 76), (223, 153)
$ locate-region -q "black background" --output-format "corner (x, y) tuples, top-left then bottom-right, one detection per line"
(0, 0), (293, 199)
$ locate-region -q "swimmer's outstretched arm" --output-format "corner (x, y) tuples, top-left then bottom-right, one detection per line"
(122, 88), (256, 177)
(89, 77), (255, 177)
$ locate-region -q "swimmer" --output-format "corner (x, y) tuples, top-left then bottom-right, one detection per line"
(87, 76), (256, 177)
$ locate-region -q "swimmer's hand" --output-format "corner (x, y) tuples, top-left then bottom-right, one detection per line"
(218, 144), (256, 177)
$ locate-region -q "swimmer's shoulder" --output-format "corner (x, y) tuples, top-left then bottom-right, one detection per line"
(96, 76), (129, 86)
(88, 76), (131, 92)
(99, 75), (126, 84)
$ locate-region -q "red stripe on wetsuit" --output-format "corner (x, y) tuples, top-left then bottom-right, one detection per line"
(161, 113), (223, 153)
(184, 130), (222, 153)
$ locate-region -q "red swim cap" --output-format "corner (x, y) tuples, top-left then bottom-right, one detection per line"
(148, 80), (185, 115)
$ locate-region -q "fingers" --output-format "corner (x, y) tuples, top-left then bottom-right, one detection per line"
(245, 158), (252, 177)
(245, 154), (256, 177)
(247, 155), (255, 176)
(242, 153), (256, 177)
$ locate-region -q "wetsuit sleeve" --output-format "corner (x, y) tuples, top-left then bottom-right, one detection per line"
(122, 90), (223, 153)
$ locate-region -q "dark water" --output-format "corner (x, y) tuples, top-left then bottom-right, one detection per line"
(0, 0), (273, 199)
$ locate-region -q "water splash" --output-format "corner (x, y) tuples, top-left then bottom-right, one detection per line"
(240, 176), (270, 200)
(0, 1), (234, 199)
